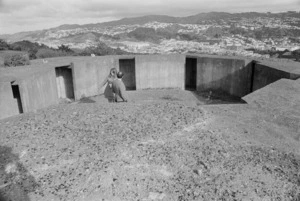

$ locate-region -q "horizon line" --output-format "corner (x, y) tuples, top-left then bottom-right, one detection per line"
(1, 10), (300, 35)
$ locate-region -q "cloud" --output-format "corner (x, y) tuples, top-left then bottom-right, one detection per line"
(0, 0), (299, 34)
(0, 0), (38, 13)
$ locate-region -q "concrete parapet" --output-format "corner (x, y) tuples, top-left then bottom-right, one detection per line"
(0, 54), (300, 120)
(196, 56), (252, 97)
(0, 81), (20, 119)
(19, 68), (59, 113)
(251, 62), (298, 91)
(242, 79), (300, 116)
(135, 54), (185, 90)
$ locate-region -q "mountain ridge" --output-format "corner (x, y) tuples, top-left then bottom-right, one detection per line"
(2, 11), (300, 37)
(1, 11), (300, 58)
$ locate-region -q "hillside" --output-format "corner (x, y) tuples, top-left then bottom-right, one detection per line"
(1, 11), (300, 58)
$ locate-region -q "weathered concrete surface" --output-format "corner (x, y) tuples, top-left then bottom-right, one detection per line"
(0, 82), (19, 119)
(251, 62), (299, 91)
(20, 68), (59, 113)
(72, 57), (118, 100)
(0, 66), (53, 83)
(254, 59), (300, 75)
(243, 79), (300, 137)
(243, 79), (300, 114)
(135, 54), (185, 90)
(197, 57), (252, 97)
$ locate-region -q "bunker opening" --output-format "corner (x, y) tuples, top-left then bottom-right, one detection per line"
(11, 82), (23, 113)
(55, 66), (75, 100)
(185, 58), (197, 90)
(119, 58), (136, 90)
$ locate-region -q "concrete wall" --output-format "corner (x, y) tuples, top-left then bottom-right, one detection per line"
(197, 57), (252, 97)
(0, 82), (20, 119)
(20, 68), (59, 112)
(135, 54), (185, 90)
(252, 63), (297, 91)
(72, 57), (118, 100)
(1, 55), (300, 120)
(67, 55), (186, 98)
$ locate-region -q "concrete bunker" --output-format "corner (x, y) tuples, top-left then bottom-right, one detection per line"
(1, 54), (300, 120)
(11, 81), (23, 114)
(119, 58), (136, 90)
(185, 57), (197, 90)
(55, 66), (75, 100)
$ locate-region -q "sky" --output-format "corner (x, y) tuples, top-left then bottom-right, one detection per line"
(0, 0), (299, 34)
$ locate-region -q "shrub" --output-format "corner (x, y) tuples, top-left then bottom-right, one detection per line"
(4, 53), (30, 67)
(128, 27), (160, 43)
(35, 48), (72, 59)
(79, 42), (128, 56)
(58, 44), (73, 53)
(292, 49), (300, 61)
(0, 39), (10, 50)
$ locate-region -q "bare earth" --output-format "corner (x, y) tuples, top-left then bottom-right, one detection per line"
(0, 89), (299, 201)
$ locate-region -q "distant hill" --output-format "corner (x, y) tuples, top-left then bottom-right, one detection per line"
(1, 11), (300, 58)
(2, 11), (300, 43)
(87, 11), (300, 27)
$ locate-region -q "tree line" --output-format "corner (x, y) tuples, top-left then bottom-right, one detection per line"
(0, 39), (129, 67)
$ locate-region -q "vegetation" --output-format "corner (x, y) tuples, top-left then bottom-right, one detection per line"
(0, 39), (129, 65)
(127, 26), (219, 43)
(9, 40), (47, 59)
(57, 44), (73, 53)
(0, 39), (75, 62)
(35, 48), (73, 59)
(292, 49), (300, 61)
(4, 53), (30, 67)
(0, 39), (10, 50)
(128, 27), (161, 43)
(79, 42), (128, 56)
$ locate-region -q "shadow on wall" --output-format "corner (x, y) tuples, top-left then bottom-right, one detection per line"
(0, 146), (39, 201)
(197, 61), (253, 98)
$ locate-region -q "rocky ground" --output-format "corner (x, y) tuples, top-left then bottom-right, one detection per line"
(0, 89), (300, 201)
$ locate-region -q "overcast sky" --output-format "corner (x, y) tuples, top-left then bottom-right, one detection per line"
(0, 0), (299, 34)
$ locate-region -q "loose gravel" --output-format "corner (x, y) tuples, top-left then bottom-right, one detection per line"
(0, 89), (299, 201)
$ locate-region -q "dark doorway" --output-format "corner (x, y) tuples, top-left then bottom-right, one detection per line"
(119, 59), (136, 90)
(11, 82), (23, 113)
(55, 66), (75, 99)
(185, 58), (197, 90)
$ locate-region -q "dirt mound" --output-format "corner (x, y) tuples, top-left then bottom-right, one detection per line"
(0, 90), (300, 200)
